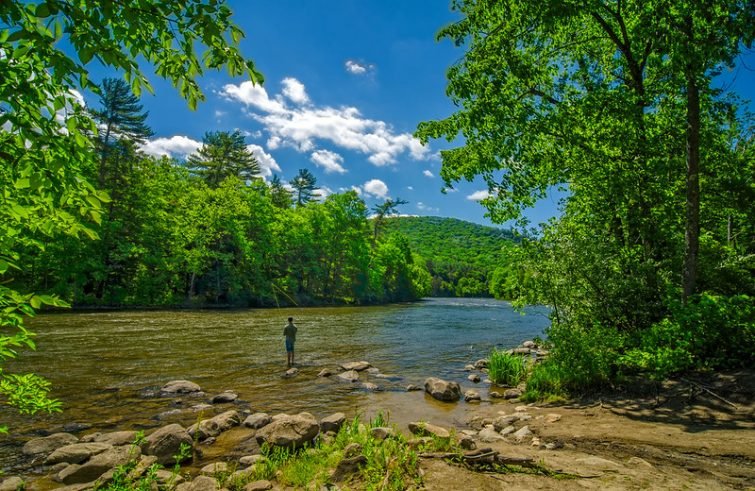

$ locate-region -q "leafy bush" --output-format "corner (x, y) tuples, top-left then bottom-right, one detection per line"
(521, 361), (567, 402)
(488, 350), (527, 386)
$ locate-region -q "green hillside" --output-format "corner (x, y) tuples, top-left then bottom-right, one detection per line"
(384, 216), (518, 297)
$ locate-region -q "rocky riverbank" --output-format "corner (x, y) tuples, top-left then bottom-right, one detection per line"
(2, 352), (754, 490)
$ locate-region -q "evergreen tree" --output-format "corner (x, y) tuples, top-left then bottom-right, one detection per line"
(269, 174), (293, 209)
(187, 130), (260, 187)
(290, 168), (318, 206)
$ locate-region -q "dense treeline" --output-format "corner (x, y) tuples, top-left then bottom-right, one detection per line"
(383, 216), (520, 298)
(11, 84), (431, 307)
(419, 0), (754, 394)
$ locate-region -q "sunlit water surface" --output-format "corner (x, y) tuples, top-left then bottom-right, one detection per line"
(1, 298), (549, 470)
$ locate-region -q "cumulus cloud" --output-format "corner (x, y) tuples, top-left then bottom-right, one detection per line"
(314, 186), (333, 201)
(345, 60), (374, 75)
(407, 186), (414, 191)
(423, 170), (434, 178)
(310, 149), (347, 174)
(362, 179), (389, 199)
(281, 77), (309, 105)
(466, 190), (490, 201)
(141, 135), (202, 157)
(417, 202), (440, 213)
(247, 144), (281, 177)
(220, 78), (428, 166)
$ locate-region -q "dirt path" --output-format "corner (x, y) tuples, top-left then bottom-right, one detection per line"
(421, 372), (755, 490)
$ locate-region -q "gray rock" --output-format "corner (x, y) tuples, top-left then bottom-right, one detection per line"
(340, 361), (371, 372)
(45, 442), (113, 465)
(126, 455), (159, 480)
(473, 359), (488, 369)
(283, 368), (299, 378)
(239, 454), (266, 467)
(245, 480), (273, 491)
(478, 426), (504, 442)
(141, 424), (193, 465)
(190, 403), (213, 412)
(499, 425), (516, 437)
(522, 340), (536, 349)
(243, 413), (272, 429)
(504, 388), (522, 399)
(255, 412), (319, 448)
(545, 441), (564, 450)
(361, 382), (379, 391)
(154, 469), (184, 486)
(59, 445), (140, 485)
(489, 391), (503, 398)
(464, 364), (475, 371)
(22, 433), (78, 456)
(161, 380), (201, 394)
(492, 415), (520, 431)
(317, 368), (333, 377)
(464, 390), (481, 402)
(366, 367), (380, 374)
(211, 391), (238, 403)
(331, 455), (367, 482)
(545, 413), (562, 423)
(424, 377), (461, 402)
(200, 461), (229, 475)
(184, 475), (219, 491)
(512, 425), (533, 443)
(370, 427), (394, 441)
(92, 431), (138, 447)
(320, 412), (346, 433)
(337, 370), (359, 382)
(0, 477), (24, 491)
(188, 410), (241, 440)
(467, 373), (481, 383)
(406, 384), (422, 391)
(408, 422), (450, 439)
(407, 437), (433, 449)
(458, 435), (476, 450)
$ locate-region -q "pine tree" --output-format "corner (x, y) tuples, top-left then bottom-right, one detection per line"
(269, 174), (293, 209)
(290, 168), (318, 206)
(187, 130), (260, 187)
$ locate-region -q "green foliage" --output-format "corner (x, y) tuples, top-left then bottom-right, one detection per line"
(187, 130), (260, 187)
(488, 351), (527, 386)
(384, 216), (519, 298)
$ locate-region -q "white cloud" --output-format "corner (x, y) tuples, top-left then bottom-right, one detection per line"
(281, 77), (309, 105)
(247, 144), (281, 178)
(141, 135), (202, 157)
(423, 170), (434, 178)
(339, 185), (363, 196)
(407, 186), (414, 191)
(467, 190), (490, 201)
(417, 202), (440, 213)
(345, 60), (374, 75)
(221, 78), (429, 166)
(314, 186), (333, 201)
(362, 179), (389, 199)
(310, 149), (347, 174)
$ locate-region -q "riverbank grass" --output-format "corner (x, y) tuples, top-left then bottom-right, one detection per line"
(488, 350), (528, 386)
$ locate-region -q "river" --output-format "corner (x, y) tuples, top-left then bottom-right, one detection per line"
(1, 298), (549, 469)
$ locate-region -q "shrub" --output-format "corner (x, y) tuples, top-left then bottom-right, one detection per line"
(488, 350), (527, 386)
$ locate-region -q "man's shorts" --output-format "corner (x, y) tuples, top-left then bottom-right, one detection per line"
(285, 339), (295, 352)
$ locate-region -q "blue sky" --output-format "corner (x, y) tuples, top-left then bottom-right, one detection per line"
(80, 1), (754, 228)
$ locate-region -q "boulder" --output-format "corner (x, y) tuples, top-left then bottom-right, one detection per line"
(188, 410), (241, 440)
(283, 368), (299, 378)
(473, 359), (488, 369)
(255, 412), (319, 448)
(340, 361), (371, 372)
(126, 455), (159, 480)
(337, 370), (359, 382)
(424, 377), (461, 402)
(464, 390), (481, 402)
(59, 445), (140, 485)
(464, 364), (475, 371)
(0, 477), (24, 491)
(370, 427), (394, 441)
(141, 424), (193, 465)
(361, 382), (379, 391)
(239, 454), (266, 467)
(406, 384), (422, 391)
(45, 442), (113, 465)
(467, 373), (480, 383)
(243, 413), (272, 429)
(161, 380), (202, 394)
(478, 426), (504, 443)
(317, 368), (333, 377)
(408, 422), (450, 439)
(320, 412), (346, 433)
(331, 455), (367, 482)
(245, 480), (273, 491)
(22, 433), (78, 456)
(522, 340), (536, 349)
(499, 425), (516, 437)
(211, 391), (238, 403)
(503, 388), (522, 399)
(200, 462), (229, 476)
(512, 425), (533, 443)
(492, 415), (520, 431)
(457, 435), (476, 450)
(91, 431), (138, 447)
(489, 391), (503, 398)
(181, 475), (219, 491)
(155, 469), (184, 486)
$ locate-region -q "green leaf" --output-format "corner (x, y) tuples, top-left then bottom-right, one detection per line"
(14, 178), (30, 189)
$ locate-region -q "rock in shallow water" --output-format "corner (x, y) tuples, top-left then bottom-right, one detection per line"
(424, 377), (461, 402)
(255, 413), (319, 448)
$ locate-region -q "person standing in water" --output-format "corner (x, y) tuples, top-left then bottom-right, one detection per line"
(283, 317), (297, 367)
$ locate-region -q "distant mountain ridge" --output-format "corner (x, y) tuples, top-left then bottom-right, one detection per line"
(384, 216), (517, 297)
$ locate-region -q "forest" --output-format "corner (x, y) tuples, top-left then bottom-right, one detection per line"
(1, 0), (753, 426)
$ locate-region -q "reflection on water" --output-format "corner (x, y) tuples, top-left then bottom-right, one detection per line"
(2, 298), (549, 464)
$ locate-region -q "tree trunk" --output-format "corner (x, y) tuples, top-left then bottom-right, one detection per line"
(682, 59), (700, 303)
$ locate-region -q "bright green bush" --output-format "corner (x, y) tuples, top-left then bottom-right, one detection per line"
(488, 350), (528, 386)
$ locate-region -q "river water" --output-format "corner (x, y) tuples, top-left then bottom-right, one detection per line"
(1, 298), (549, 469)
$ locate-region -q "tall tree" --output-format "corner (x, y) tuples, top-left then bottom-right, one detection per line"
(268, 174), (293, 209)
(372, 198), (408, 242)
(290, 168), (318, 206)
(187, 130), (260, 187)
(0, 0), (261, 431)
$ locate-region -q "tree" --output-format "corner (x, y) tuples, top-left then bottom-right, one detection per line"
(268, 174), (293, 209)
(0, 0), (261, 431)
(290, 168), (318, 206)
(187, 130), (260, 187)
(371, 198), (408, 242)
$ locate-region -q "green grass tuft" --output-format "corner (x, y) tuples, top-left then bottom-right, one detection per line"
(488, 350), (528, 386)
